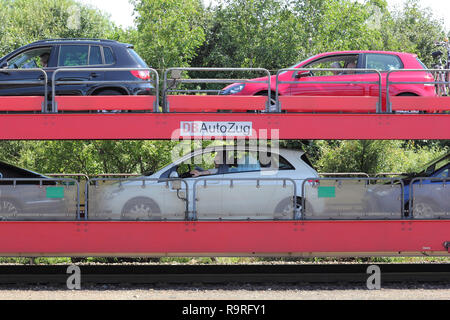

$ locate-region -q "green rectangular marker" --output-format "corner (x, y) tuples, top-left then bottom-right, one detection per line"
(318, 186), (336, 198)
(46, 187), (65, 199)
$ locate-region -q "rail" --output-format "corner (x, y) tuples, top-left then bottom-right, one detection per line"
(2, 264), (450, 285)
(386, 68), (450, 112)
(51, 67), (159, 112)
(319, 172), (370, 178)
(374, 173), (406, 178)
(0, 175), (448, 221)
(162, 67), (272, 112)
(409, 177), (450, 219)
(0, 178), (80, 220)
(90, 174), (142, 180)
(275, 68), (383, 113)
(46, 173), (142, 180)
(301, 177), (405, 220)
(85, 177), (189, 221)
(0, 68), (48, 112)
(46, 173), (90, 181)
(2, 67), (450, 114)
(192, 177), (298, 221)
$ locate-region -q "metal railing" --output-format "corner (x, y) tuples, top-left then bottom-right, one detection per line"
(275, 68), (383, 113)
(51, 67), (159, 112)
(374, 173), (406, 178)
(90, 173), (141, 178)
(192, 177), (298, 220)
(1, 67), (450, 114)
(162, 67), (272, 112)
(386, 68), (449, 112)
(1, 174), (449, 221)
(0, 178), (80, 220)
(46, 173), (142, 180)
(0, 68), (48, 112)
(319, 172), (370, 178)
(85, 177), (189, 221)
(46, 173), (90, 181)
(409, 177), (450, 219)
(301, 177), (405, 220)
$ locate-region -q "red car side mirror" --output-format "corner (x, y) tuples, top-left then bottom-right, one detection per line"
(294, 70), (312, 79)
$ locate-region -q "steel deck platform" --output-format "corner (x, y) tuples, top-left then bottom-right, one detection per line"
(0, 220), (448, 257)
(0, 113), (449, 140)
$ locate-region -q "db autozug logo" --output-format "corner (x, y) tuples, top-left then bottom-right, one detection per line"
(180, 121), (253, 137)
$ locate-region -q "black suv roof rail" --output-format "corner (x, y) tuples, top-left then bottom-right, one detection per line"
(32, 38), (118, 44)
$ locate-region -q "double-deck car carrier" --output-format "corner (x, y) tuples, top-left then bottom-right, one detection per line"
(0, 67), (449, 257)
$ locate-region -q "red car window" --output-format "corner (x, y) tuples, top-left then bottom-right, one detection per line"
(302, 54), (359, 76)
(365, 54), (403, 71)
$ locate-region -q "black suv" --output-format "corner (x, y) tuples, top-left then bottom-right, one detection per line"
(0, 39), (152, 98)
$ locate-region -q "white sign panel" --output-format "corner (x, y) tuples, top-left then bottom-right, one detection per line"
(180, 121), (253, 137)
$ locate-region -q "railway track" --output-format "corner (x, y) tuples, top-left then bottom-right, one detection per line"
(0, 264), (449, 285)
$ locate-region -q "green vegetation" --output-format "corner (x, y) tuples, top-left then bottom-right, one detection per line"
(192, 0), (448, 69)
(0, 140), (446, 176)
(3, 0), (447, 68)
(131, 0), (206, 70)
(0, 0), (116, 57)
(310, 140), (448, 174)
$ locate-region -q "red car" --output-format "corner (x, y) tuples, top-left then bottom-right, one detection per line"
(220, 51), (436, 109)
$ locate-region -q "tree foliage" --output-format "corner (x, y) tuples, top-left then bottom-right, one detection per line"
(0, 0), (116, 57)
(387, 0), (447, 66)
(196, 0), (310, 70)
(193, 0), (447, 69)
(313, 140), (446, 174)
(131, 0), (206, 70)
(0, 141), (178, 175)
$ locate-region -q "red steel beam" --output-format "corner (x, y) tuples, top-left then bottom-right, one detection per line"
(279, 96), (378, 113)
(0, 96), (43, 111)
(56, 96), (156, 111)
(169, 95), (379, 113)
(0, 221), (448, 256)
(168, 95), (267, 112)
(391, 96), (450, 112)
(0, 113), (449, 140)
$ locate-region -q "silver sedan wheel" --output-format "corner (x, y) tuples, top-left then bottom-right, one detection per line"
(121, 197), (160, 220)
